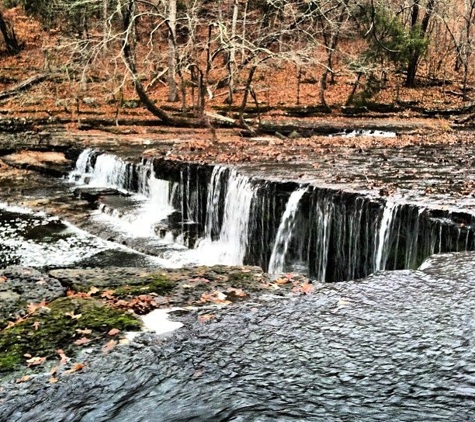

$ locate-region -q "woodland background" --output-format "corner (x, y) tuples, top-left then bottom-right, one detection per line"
(0, 0), (474, 129)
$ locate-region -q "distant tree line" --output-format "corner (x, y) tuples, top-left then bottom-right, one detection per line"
(1, 0), (474, 124)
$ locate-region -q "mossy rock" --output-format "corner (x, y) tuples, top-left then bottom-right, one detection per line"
(0, 297), (142, 372)
(112, 274), (175, 298)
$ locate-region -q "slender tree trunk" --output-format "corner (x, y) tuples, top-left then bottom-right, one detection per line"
(239, 65), (257, 130)
(168, 0), (178, 102)
(226, 0), (239, 104)
(102, 0), (109, 52)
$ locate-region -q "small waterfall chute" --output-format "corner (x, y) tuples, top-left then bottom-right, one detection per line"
(374, 200), (398, 271)
(70, 149), (176, 239)
(195, 169), (256, 265)
(268, 187), (307, 275)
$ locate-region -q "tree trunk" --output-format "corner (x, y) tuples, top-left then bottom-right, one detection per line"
(167, 0), (178, 102)
(0, 11), (21, 54)
(226, 0), (239, 104)
(405, 0), (436, 87)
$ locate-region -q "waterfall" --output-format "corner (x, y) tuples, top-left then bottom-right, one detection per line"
(70, 149), (175, 238)
(68, 149), (475, 281)
(194, 169), (256, 265)
(268, 188), (307, 274)
(374, 201), (398, 271)
(203, 166), (228, 240)
(70, 149), (133, 190)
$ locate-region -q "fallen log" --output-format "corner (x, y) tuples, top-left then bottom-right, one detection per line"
(0, 73), (49, 101)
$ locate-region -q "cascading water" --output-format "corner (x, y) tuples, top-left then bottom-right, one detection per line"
(268, 188), (307, 274)
(173, 169), (256, 266)
(70, 149), (175, 239)
(374, 200), (398, 271)
(67, 149), (475, 282)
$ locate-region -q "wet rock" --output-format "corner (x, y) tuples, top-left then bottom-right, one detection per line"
(0, 266), (66, 323)
(73, 187), (129, 203)
(2, 253), (475, 420)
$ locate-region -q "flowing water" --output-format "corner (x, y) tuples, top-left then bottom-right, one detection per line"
(65, 149), (475, 281)
(3, 147), (475, 421)
(268, 187), (307, 274)
(0, 204), (160, 269)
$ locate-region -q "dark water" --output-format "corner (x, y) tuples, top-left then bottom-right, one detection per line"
(1, 251), (475, 421)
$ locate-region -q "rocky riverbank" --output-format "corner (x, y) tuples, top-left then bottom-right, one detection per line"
(0, 263), (310, 378)
(1, 251), (475, 421)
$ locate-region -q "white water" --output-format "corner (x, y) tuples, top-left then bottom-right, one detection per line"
(71, 149), (128, 189)
(71, 149), (175, 239)
(203, 166), (227, 239)
(168, 169), (256, 266)
(0, 202), (163, 268)
(268, 188), (306, 274)
(331, 130), (397, 138)
(71, 150), (257, 268)
(374, 201), (398, 271)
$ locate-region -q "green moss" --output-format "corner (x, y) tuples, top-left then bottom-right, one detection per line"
(0, 297), (142, 373)
(111, 274), (175, 298)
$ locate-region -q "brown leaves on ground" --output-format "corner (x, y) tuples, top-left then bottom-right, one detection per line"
(57, 349), (69, 365)
(65, 363), (85, 374)
(291, 281), (315, 295)
(197, 291), (232, 305)
(26, 299), (49, 314)
(74, 337), (90, 346)
(64, 311), (82, 320)
(102, 340), (117, 354)
(199, 314), (216, 323)
(26, 356), (46, 367)
(67, 286), (100, 299)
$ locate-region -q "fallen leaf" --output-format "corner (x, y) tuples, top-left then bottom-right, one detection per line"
(75, 328), (92, 335)
(16, 375), (31, 383)
(27, 299), (49, 314)
(57, 349), (69, 365)
(87, 286), (99, 296)
(33, 321), (40, 330)
(292, 282), (314, 295)
(65, 363), (85, 374)
(226, 287), (246, 297)
(23, 353), (32, 358)
(101, 289), (116, 299)
(65, 311), (82, 320)
(74, 337), (90, 345)
(0, 276), (7, 282)
(108, 328), (120, 336)
(199, 314), (216, 322)
(300, 282), (314, 294)
(274, 278), (289, 285)
(49, 377), (59, 383)
(119, 338), (130, 346)
(26, 356), (46, 367)
(103, 340), (117, 354)
(50, 366), (59, 375)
